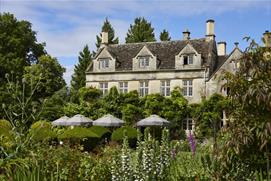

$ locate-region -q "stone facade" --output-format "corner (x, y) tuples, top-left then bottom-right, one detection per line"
(86, 19), (243, 105)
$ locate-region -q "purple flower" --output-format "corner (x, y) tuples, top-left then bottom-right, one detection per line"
(188, 132), (196, 156)
(171, 149), (176, 159)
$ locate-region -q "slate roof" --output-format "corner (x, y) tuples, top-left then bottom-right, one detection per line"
(88, 38), (216, 72)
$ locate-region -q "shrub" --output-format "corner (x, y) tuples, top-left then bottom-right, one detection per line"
(89, 126), (110, 138)
(58, 127), (99, 139)
(111, 127), (137, 141)
(29, 121), (56, 142)
(0, 119), (13, 138)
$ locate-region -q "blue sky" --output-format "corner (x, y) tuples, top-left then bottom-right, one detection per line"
(1, 0), (271, 85)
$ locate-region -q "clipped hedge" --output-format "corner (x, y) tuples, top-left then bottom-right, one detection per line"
(111, 126), (137, 141)
(89, 126), (110, 138)
(0, 119), (12, 137)
(58, 127), (99, 139)
(29, 121), (56, 142)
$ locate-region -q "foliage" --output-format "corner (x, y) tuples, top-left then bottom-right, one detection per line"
(162, 87), (189, 138)
(125, 17), (156, 43)
(169, 152), (210, 180)
(89, 126), (110, 138)
(95, 18), (119, 49)
(111, 126), (137, 142)
(142, 93), (165, 116)
(121, 104), (143, 126)
(29, 121), (56, 142)
(0, 12), (45, 84)
(1, 75), (43, 132)
(207, 41), (271, 180)
(111, 128), (171, 180)
(24, 55), (66, 99)
(39, 87), (69, 121)
(58, 127), (99, 139)
(160, 29), (171, 41)
(0, 119), (12, 134)
(71, 45), (92, 91)
(102, 86), (123, 118)
(191, 93), (230, 139)
(78, 86), (102, 104)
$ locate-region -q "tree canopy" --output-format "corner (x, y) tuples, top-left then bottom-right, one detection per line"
(159, 29), (171, 41)
(0, 13), (46, 83)
(71, 45), (92, 91)
(208, 41), (271, 180)
(125, 17), (156, 43)
(23, 55), (66, 99)
(95, 18), (119, 49)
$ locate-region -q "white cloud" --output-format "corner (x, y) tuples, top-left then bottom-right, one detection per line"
(1, 0), (269, 84)
(63, 65), (74, 85)
(1, 0), (266, 58)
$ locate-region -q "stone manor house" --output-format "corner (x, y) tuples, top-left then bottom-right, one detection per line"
(85, 19), (270, 133)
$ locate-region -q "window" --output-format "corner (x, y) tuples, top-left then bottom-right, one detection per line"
(183, 54), (193, 65)
(99, 82), (108, 95)
(139, 81), (148, 96)
(139, 56), (150, 68)
(119, 82), (128, 94)
(183, 80), (193, 96)
(161, 80), (170, 96)
(183, 118), (193, 131)
(99, 58), (109, 69)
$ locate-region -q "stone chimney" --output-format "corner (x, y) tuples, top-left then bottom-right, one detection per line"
(183, 29), (190, 40)
(101, 32), (108, 47)
(206, 19), (215, 41)
(217, 42), (226, 56)
(263, 30), (271, 47)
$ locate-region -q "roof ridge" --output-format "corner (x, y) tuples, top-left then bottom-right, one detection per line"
(108, 38), (206, 47)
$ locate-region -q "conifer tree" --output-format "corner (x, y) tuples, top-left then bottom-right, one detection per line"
(159, 29), (171, 41)
(95, 18), (119, 49)
(71, 45), (92, 91)
(125, 17), (156, 43)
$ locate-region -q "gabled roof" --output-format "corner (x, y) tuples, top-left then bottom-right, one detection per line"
(88, 38), (214, 72)
(210, 47), (243, 78)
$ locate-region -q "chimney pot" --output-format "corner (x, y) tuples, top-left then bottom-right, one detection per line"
(217, 42), (226, 56)
(263, 30), (271, 47)
(101, 32), (108, 46)
(234, 42), (239, 48)
(206, 19), (215, 41)
(183, 29), (190, 40)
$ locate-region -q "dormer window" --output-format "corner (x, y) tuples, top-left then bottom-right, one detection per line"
(99, 58), (109, 69)
(183, 54), (193, 65)
(139, 56), (150, 68)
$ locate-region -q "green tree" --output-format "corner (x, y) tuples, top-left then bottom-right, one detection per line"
(96, 18), (119, 49)
(162, 87), (189, 138)
(205, 40), (271, 180)
(159, 29), (171, 41)
(0, 13), (45, 83)
(191, 93), (230, 139)
(39, 87), (70, 121)
(125, 17), (156, 43)
(0, 13), (46, 118)
(23, 55), (66, 99)
(71, 45), (92, 91)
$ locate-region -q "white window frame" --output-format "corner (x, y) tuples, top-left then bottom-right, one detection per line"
(139, 81), (149, 97)
(99, 58), (109, 69)
(119, 82), (128, 94)
(99, 82), (108, 95)
(160, 80), (170, 96)
(183, 80), (193, 97)
(183, 54), (193, 65)
(139, 56), (150, 68)
(183, 117), (193, 131)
